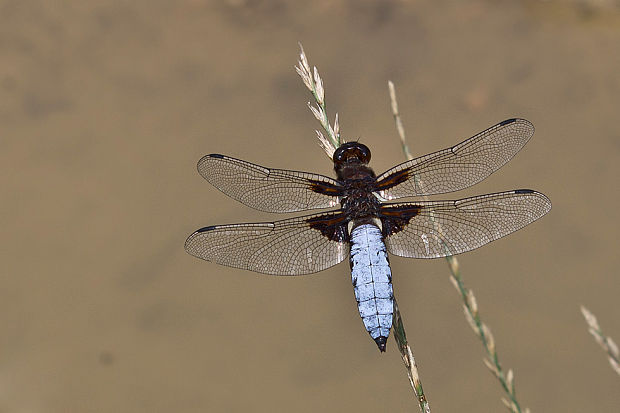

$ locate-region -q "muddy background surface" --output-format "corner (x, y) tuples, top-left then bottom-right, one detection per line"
(2, 1), (620, 412)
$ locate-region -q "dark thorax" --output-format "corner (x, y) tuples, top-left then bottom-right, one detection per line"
(333, 142), (381, 223)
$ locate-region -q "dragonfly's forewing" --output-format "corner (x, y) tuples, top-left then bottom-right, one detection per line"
(375, 119), (535, 199)
(197, 154), (342, 213)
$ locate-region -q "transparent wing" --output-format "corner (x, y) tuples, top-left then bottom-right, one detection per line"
(382, 190), (551, 258)
(197, 154), (342, 213)
(375, 119), (535, 199)
(185, 211), (349, 275)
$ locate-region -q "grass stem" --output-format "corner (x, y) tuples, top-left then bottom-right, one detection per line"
(388, 81), (530, 413)
(296, 47), (431, 412)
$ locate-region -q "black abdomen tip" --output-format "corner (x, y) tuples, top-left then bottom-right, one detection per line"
(375, 336), (387, 352)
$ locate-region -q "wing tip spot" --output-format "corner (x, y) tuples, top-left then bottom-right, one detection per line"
(514, 189), (553, 213)
(196, 225), (217, 233)
(197, 154), (224, 171)
(500, 118), (517, 126)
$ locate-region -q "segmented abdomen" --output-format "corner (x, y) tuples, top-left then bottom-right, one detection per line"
(350, 223), (393, 350)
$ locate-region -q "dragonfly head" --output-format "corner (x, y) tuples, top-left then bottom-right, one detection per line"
(333, 142), (371, 171)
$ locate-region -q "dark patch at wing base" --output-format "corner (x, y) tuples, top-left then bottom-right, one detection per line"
(307, 212), (349, 243)
(379, 204), (422, 237)
(374, 169), (411, 192)
(308, 179), (344, 196)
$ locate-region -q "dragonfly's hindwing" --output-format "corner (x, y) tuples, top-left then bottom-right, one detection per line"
(350, 224), (394, 352)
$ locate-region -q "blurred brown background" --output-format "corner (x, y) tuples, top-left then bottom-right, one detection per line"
(2, 1), (620, 412)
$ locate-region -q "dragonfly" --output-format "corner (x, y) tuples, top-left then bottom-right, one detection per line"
(185, 118), (551, 352)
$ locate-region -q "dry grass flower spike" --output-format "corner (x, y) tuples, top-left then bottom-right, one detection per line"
(581, 305), (620, 376)
(295, 44), (341, 158)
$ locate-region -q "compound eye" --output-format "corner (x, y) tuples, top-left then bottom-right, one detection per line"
(332, 148), (345, 162)
(357, 146), (371, 163)
(351, 143), (370, 163)
(332, 142), (371, 164)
